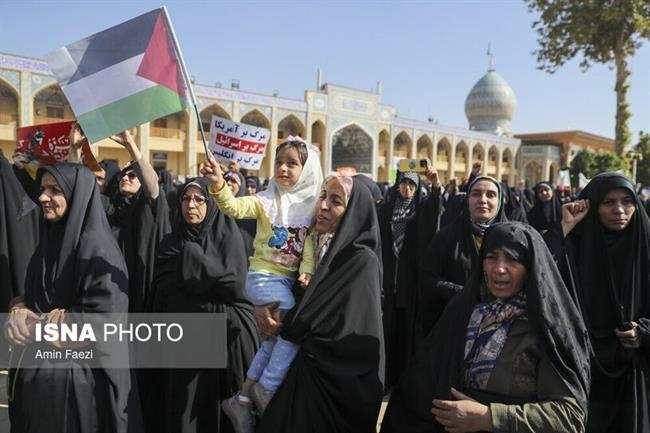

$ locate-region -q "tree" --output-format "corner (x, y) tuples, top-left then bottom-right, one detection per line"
(569, 149), (596, 186)
(634, 131), (650, 187)
(593, 151), (628, 174)
(570, 148), (628, 184)
(526, 0), (650, 154)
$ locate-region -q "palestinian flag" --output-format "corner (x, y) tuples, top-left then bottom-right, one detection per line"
(46, 8), (191, 144)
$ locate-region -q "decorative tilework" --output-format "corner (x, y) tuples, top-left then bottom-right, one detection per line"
(0, 54), (52, 74)
(197, 97), (211, 109)
(393, 117), (519, 146)
(21, 72), (30, 124)
(240, 103), (272, 118)
(312, 95), (327, 112)
(197, 97), (233, 115)
(329, 117), (375, 138)
(0, 69), (19, 90)
(277, 109), (306, 125)
(194, 85), (306, 112)
(31, 74), (56, 93)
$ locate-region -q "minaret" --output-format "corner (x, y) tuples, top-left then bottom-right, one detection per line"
(487, 42), (495, 72)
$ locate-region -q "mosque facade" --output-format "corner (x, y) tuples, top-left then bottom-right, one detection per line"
(0, 50), (604, 186)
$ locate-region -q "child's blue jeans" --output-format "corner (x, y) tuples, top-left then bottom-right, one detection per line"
(245, 271), (299, 391)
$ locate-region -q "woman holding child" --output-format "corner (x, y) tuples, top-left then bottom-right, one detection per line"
(256, 175), (385, 433)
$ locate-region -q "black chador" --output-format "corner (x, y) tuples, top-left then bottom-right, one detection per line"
(555, 173), (650, 433)
(151, 178), (260, 433)
(257, 179), (385, 433)
(527, 181), (562, 234)
(0, 151), (39, 313)
(9, 164), (130, 433)
(377, 173), (443, 387)
(381, 222), (590, 433)
(418, 176), (506, 338)
(107, 163), (170, 312)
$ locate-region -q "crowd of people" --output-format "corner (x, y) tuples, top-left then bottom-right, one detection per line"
(0, 125), (649, 433)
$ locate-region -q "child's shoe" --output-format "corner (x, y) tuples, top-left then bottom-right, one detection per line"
(251, 382), (275, 415)
(221, 394), (255, 433)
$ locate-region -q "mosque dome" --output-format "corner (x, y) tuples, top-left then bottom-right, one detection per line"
(464, 68), (517, 136)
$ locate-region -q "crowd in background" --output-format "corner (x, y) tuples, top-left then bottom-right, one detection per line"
(1, 128), (649, 433)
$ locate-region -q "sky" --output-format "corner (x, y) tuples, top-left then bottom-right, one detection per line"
(2, 0), (649, 142)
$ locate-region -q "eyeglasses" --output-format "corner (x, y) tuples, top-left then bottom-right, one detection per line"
(181, 194), (207, 205)
(120, 171), (137, 180)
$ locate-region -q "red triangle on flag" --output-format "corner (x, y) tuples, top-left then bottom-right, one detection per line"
(136, 12), (188, 100)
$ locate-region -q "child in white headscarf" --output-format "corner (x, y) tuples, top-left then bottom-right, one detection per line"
(202, 137), (323, 433)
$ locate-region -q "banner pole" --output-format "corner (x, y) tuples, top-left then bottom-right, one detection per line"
(161, 6), (210, 157)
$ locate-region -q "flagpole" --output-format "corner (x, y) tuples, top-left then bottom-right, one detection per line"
(161, 6), (211, 157)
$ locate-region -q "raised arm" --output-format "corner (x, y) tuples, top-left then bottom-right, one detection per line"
(110, 130), (159, 200)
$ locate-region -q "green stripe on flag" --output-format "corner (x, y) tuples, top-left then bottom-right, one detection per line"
(77, 85), (189, 144)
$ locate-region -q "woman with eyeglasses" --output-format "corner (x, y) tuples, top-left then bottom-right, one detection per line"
(150, 177), (259, 433)
(100, 131), (172, 433)
(105, 131), (171, 314)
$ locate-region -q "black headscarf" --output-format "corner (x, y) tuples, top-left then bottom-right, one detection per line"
(523, 187), (535, 208)
(354, 174), (384, 203)
(98, 159), (121, 214)
(11, 163), (130, 433)
(570, 173), (650, 335)
(10, 163), (41, 203)
(419, 177), (507, 334)
(151, 177), (255, 313)
(257, 178), (384, 433)
(224, 170), (246, 198)
(527, 181), (562, 233)
(27, 164), (129, 312)
(378, 172), (444, 386)
(382, 222), (591, 432)
(0, 150), (40, 312)
(156, 168), (173, 194)
(223, 174), (256, 258)
(390, 173), (420, 256)
(107, 163), (171, 312)
(245, 175), (260, 193)
(151, 177), (259, 432)
(501, 182), (528, 223)
(99, 159), (121, 196)
(512, 186), (533, 213)
(559, 172), (650, 432)
(465, 176), (504, 237)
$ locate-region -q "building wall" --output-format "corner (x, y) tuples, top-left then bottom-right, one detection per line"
(516, 131), (616, 185)
(0, 140), (14, 158)
(1, 51), (521, 183)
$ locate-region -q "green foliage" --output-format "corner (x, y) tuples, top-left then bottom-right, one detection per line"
(633, 131), (650, 186)
(526, 0), (650, 154)
(593, 151), (628, 174)
(569, 149), (595, 178)
(570, 148), (628, 182)
(526, 0), (650, 71)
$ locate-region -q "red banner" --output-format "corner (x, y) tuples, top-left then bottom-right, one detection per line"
(213, 132), (266, 155)
(15, 121), (101, 174)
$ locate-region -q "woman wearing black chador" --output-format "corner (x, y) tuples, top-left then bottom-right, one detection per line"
(554, 173), (650, 433)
